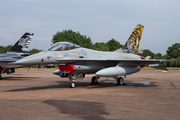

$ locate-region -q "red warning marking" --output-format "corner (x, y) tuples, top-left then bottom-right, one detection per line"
(58, 65), (76, 74)
(1, 64), (7, 74)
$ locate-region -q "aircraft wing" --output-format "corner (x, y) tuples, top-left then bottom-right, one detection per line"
(54, 58), (175, 72)
(106, 59), (175, 64)
(0, 59), (16, 62)
(55, 58), (175, 65)
(0, 56), (20, 62)
(0, 59), (16, 68)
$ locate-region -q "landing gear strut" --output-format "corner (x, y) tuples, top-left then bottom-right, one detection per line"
(68, 74), (84, 88)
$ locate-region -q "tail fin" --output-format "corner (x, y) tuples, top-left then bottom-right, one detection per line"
(115, 24), (144, 54)
(9, 33), (34, 52)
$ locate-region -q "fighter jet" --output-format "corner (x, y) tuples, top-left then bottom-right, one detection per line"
(0, 32), (34, 79)
(53, 24), (144, 77)
(14, 25), (173, 88)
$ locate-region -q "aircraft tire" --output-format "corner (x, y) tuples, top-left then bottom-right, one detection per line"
(83, 73), (85, 78)
(70, 82), (75, 88)
(0, 74), (2, 80)
(91, 76), (99, 84)
(117, 77), (124, 86)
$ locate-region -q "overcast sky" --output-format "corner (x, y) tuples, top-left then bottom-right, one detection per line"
(0, 0), (179, 55)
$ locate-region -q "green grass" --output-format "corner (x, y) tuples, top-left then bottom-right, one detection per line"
(166, 67), (180, 70)
(141, 67), (156, 70)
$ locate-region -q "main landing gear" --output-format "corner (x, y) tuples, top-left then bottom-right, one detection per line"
(68, 74), (125, 88)
(91, 76), (125, 86)
(91, 76), (100, 85)
(0, 74), (2, 80)
(115, 77), (125, 86)
(68, 74), (100, 88)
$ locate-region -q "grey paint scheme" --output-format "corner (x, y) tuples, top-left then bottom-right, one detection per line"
(14, 42), (174, 88)
(15, 45), (170, 68)
(15, 48), (142, 64)
(0, 33), (33, 79)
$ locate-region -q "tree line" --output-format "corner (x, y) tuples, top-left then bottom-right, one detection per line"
(141, 43), (180, 67)
(0, 45), (42, 54)
(0, 29), (179, 67)
(52, 30), (123, 51)
(51, 30), (180, 67)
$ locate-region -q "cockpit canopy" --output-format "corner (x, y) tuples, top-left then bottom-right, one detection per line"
(48, 42), (81, 51)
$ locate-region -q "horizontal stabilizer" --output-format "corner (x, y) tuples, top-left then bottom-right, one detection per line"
(145, 56), (151, 60)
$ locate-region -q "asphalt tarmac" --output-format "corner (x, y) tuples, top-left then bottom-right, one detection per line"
(0, 68), (180, 120)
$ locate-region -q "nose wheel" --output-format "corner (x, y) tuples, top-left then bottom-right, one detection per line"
(70, 82), (75, 88)
(68, 74), (84, 88)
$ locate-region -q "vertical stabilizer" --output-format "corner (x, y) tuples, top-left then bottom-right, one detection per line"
(115, 24), (144, 54)
(9, 33), (34, 52)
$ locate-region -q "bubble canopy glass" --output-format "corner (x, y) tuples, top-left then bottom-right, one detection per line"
(48, 42), (81, 51)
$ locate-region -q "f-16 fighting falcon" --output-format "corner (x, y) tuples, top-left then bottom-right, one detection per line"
(15, 25), (173, 88)
(0, 33), (34, 79)
(53, 24), (144, 79)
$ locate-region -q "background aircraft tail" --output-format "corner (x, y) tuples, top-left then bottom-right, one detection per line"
(115, 24), (144, 54)
(9, 33), (34, 52)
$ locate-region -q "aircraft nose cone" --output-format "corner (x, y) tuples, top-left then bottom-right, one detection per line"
(15, 52), (44, 65)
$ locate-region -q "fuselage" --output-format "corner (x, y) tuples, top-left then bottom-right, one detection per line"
(15, 46), (143, 75)
(15, 47), (142, 65)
